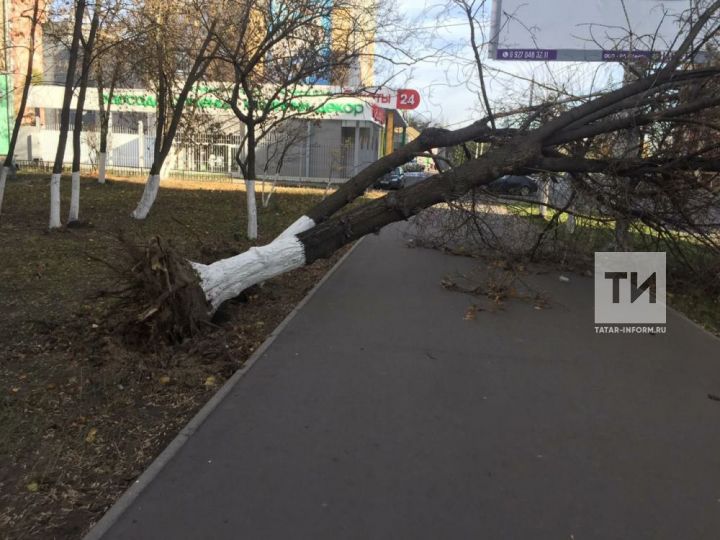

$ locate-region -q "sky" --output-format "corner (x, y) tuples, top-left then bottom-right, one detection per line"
(388, 0), (623, 129)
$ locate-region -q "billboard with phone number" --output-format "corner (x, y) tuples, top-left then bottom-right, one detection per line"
(489, 0), (713, 62)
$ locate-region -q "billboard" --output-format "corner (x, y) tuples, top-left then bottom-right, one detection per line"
(489, 0), (712, 61)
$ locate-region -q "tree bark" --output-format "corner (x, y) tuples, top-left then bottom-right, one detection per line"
(244, 123), (258, 240)
(0, 0), (41, 215)
(192, 139), (540, 312)
(95, 44), (118, 184)
(69, 7), (100, 222)
(49, 0), (86, 229)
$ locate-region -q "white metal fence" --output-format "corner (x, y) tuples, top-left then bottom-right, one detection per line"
(15, 123), (373, 184)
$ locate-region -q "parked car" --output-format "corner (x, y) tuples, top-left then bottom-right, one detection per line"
(487, 175), (538, 197)
(374, 167), (405, 190)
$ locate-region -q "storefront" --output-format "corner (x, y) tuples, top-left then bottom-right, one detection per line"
(20, 84), (394, 182)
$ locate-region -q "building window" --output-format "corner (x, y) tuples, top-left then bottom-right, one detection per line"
(341, 126), (354, 147)
(360, 127), (370, 149)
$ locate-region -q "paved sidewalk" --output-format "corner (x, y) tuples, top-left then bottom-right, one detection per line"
(89, 224), (720, 540)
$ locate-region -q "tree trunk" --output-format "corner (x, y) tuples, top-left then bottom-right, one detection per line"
(68, 7), (100, 222)
(0, 167), (9, 215)
(191, 140), (539, 313)
(132, 171), (161, 220)
(265, 125), (498, 243)
(0, 0), (40, 215)
(96, 66), (116, 184)
(245, 125), (258, 240)
(68, 170), (80, 223)
(131, 22), (216, 220)
(246, 180), (258, 239)
(132, 71), (165, 220)
(97, 150), (107, 183)
(49, 0), (86, 229)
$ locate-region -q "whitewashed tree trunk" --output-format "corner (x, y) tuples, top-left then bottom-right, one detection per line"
(97, 152), (107, 184)
(192, 235), (306, 312)
(0, 166), (8, 215)
(49, 173), (62, 228)
(246, 179), (258, 240)
(159, 148), (175, 180)
(68, 171), (80, 222)
(275, 215), (315, 240)
(132, 174), (160, 220)
(188, 214), (316, 314)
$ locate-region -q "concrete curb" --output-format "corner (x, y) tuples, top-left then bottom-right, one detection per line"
(83, 239), (364, 540)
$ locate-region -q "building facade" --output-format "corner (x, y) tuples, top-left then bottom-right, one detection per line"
(11, 0), (411, 182)
(0, 0), (44, 154)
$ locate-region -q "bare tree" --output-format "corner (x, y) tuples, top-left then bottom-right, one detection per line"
(130, 0), (219, 220)
(91, 0), (139, 184)
(211, 0), (382, 239)
(0, 0), (43, 215)
(68, 1), (101, 222)
(49, 0), (86, 229)
(94, 52), (123, 184)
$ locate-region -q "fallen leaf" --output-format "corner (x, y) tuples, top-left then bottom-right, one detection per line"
(85, 427), (98, 444)
(26, 481), (39, 493)
(159, 375), (171, 385)
(204, 376), (217, 388)
(464, 305), (478, 320)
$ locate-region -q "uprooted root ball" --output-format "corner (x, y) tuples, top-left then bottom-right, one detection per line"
(116, 236), (211, 345)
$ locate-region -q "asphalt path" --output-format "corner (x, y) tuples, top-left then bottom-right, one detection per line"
(89, 223), (720, 540)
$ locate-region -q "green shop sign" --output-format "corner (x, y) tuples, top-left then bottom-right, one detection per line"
(102, 93), (229, 110)
(102, 93), (364, 116)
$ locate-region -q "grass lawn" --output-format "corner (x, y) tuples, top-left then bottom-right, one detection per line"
(0, 173), (349, 538)
(526, 210), (720, 335)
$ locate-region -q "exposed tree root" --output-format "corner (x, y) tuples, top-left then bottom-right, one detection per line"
(117, 236), (211, 345)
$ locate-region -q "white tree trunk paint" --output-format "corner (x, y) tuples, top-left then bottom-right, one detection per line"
(159, 148), (175, 179)
(275, 215), (315, 240)
(68, 171), (80, 222)
(49, 173), (62, 228)
(191, 235), (306, 312)
(246, 179), (258, 240)
(132, 174), (160, 220)
(0, 166), (8, 215)
(97, 152), (107, 184)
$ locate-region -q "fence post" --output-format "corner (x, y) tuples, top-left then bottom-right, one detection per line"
(353, 121), (360, 175)
(305, 122), (312, 179)
(107, 112), (113, 167)
(138, 120), (145, 170)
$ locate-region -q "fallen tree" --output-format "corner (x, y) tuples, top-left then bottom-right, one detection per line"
(123, 2), (720, 340)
